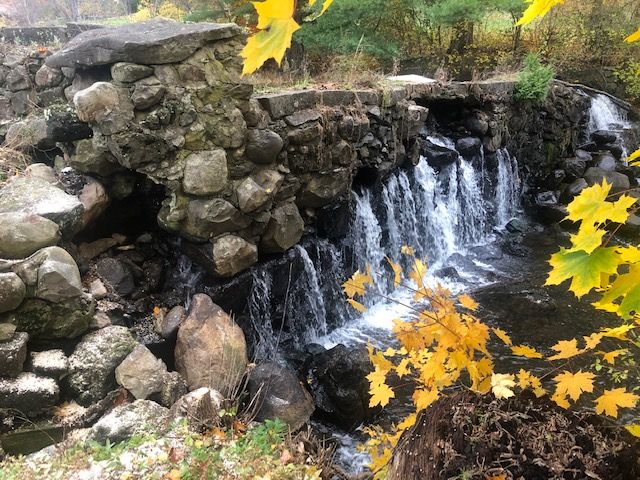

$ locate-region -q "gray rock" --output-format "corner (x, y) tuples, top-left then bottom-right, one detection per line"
(66, 325), (138, 405)
(297, 170), (350, 208)
(256, 91), (318, 119)
(0, 331), (28, 377)
(89, 400), (169, 444)
(0, 323), (16, 342)
(563, 157), (587, 180)
(131, 77), (165, 110)
(115, 344), (167, 400)
(591, 130), (617, 145)
(35, 247), (83, 303)
(159, 306), (186, 340)
(79, 178), (110, 226)
(183, 150), (228, 196)
(237, 177), (271, 213)
(584, 167), (630, 193)
(466, 113), (489, 136)
(155, 371), (188, 408)
(183, 198), (250, 240)
(175, 294), (248, 395)
(0, 273), (26, 314)
(248, 362), (314, 431)
(170, 387), (223, 429)
(456, 137), (482, 158)
(29, 349), (69, 379)
(96, 258), (135, 297)
(0, 295), (93, 340)
(5, 118), (51, 150)
(47, 19), (242, 68)
(0, 213), (60, 260)
(9, 90), (35, 116)
(89, 279), (108, 300)
(0, 372), (59, 417)
(111, 62), (154, 83)
(260, 203), (304, 253)
(594, 152), (617, 171)
(70, 139), (123, 177)
(6, 66), (30, 92)
(285, 109), (322, 127)
(0, 177), (84, 236)
(421, 139), (459, 168)
(245, 129), (284, 164)
(211, 234), (258, 277)
(35, 65), (63, 89)
(565, 178), (589, 200)
(24, 164), (59, 185)
(73, 81), (120, 123)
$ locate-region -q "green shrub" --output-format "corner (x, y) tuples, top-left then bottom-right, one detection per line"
(514, 54), (555, 103)
(615, 61), (640, 103)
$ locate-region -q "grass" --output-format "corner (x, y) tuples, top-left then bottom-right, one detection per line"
(0, 419), (333, 480)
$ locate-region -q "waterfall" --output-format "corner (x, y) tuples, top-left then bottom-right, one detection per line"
(588, 93), (630, 132)
(176, 255), (204, 309)
(246, 133), (522, 358)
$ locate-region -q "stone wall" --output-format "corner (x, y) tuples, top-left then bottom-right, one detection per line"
(0, 23), (100, 45)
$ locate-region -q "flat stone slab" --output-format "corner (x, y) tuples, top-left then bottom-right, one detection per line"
(46, 19), (242, 68)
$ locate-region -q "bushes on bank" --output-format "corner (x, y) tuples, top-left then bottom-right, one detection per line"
(514, 54), (554, 103)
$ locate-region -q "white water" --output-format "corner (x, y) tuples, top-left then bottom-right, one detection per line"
(176, 255), (204, 309)
(588, 93), (630, 132)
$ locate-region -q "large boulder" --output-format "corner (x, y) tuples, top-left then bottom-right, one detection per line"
(0, 177), (84, 236)
(181, 198), (251, 240)
(0, 372), (59, 417)
(211, 235), (258, 277)
(260, 203), (304, 253)
(0, 331), (28, 377)
(65, 326), (138, 405)
(591, 130), (617, 145)
(248, 362), (315, 431)
(175, 294), (248, 396)
(0, 273), (26, 314)
(0, 213), (61, 259)
(306, 344), (376, 430)
(584, 167), (631, 193)
(420, 139), (459, 168)
(73, 81), (120, 123)
(89, 400), (169, 444)
(46, 19), (242, 68)
(115, 344), (168, 400)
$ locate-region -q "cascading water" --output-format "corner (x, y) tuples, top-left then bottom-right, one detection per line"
(588, 93), (630, 132)
(495, 149), (521, 227)
(175, 255), (204, 309)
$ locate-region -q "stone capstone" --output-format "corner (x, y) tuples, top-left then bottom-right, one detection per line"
(182, 150), (228, 196)
(245, 129), (284, 164)
(115, 344), (168, 400)
(0, 177), (84, 236)
(89, 400), (169, 444)
(0, 273), (26, 314)
(260, 203), (304, 253)
(0, 213), (61, 260)
(211, 235), (258, 277)
(46, 19), (243, 68)
(247, 362), (314, 431)
(0, 372), (59, 417)
(175, 294), (248, 395)
(0, 331), (28, 377)
(65, 325), (138, 405)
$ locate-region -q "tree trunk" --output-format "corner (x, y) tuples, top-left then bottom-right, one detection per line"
(448, 21), (474, 55)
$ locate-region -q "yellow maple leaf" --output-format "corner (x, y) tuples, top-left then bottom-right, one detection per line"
(599, 349), (627, 365)
(565, 181), (636, 225)
(413, 387), (439, 410)
(409, 258), (428, 287)
(625, 424), (640, 437)
(569, 222), (606, 254)
(583, 332), (603, 350)
(517, 0), (566, 26)
(511, 344), (543, 359)
(548, 338), (581, 360)
(552, 391), (570, 409)
(594, 388), (639, 418)
(395, 358), (411, 378)
(493, 327), (513, 346)
(625, 27), (640, 43)
(553, 370), (595, 401)
(366, 367), (388, 387)
(347, 298), (367, 313)
(491, 373), (516, 399)
(369, 382), (395, 408)
(386, 257), (402, 288)
(342, 269), (373, 298)
(601, 324), (635, 340)
(629, 148), (640, 165)
(458, 294), (478, 311)
(308, 0), (334, 14)
(241, 0), (301, 75)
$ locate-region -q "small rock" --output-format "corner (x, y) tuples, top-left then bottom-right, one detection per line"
(237, 177), (271, 213)
(159, 306), (186, 340)
(96, 258), (135, 297)
(79, 237), (120, 260)
(0, 272), (26, 314)
(91, 311), (112, 330)
(563, 178), (589, 201)
(248, 362), (315, 431)
(89, 400), (169, 444)
(211, 235), (258, 277)
(0, 212), (61, 260)
(183, 150), (228, 196)
(170, 387), (224, 429)
(155, 371), (188, 408)
(131, 77), (165, 110)
(29, 349), (69, 379)
(35, 65), (63, 89)
(35, 248), (83, 303)
(90, 279), (108, 300)
(115, 344), (168, 400)
(0, 331), (28, 377)
(594, 152), (617, 171)
(0, 372), (59, 417)
(245, 129), (284, 164)
(591, 130), (617, 145)
(0, 323), (17, 342)
(79, 178), (110, 226)
(260, 203), (304, 253)
(456, 137), (482, 158)
(111, 62), (154, 83)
